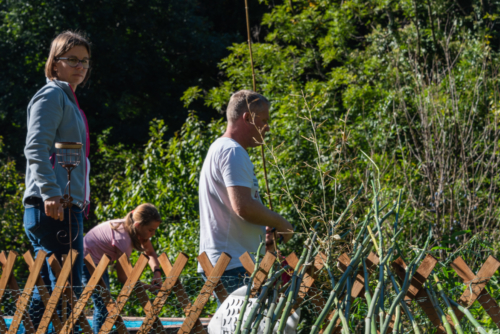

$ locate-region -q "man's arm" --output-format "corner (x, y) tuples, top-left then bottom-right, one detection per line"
(227, 186), (294, 243)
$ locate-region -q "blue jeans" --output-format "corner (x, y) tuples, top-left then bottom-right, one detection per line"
(23, 197), (84, 331)
(82, 265), (110, 334)
(201, 266), (249, 307)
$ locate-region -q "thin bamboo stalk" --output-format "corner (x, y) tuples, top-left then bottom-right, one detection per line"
(433, 274), (464, 334)
(235, 241), (265, 334)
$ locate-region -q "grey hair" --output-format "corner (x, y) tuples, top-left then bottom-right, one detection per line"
(226, 90), (270, 122)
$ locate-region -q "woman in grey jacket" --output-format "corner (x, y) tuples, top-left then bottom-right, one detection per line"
(23, 31), (92, 327)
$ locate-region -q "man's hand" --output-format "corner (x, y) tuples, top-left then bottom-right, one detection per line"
(44, 196), (64, 221)
(276, 220), (294, 243)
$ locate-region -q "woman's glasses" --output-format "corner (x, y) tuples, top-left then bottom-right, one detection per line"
(55, 57), (91, 69)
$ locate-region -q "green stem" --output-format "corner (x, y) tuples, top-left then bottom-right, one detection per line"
(234, 241), (265, 334)
(433, 274), (464, 334)
(447, 296), (488, 334)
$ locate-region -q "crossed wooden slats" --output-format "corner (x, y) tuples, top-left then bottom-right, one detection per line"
(49, 253), (94, 334)
(158, 253), (207, 334)
(60, 254), (111, 334)
(198, 252), (230, 303)
(84, 255), (129, 334)
(240, 252), (277, 297)
(134, 252), (189, 334)
(116, 254), (166, 334)
(449, 255), (500, 329)
(322, 252), (379, 334)
(177, 252), (231, 334)
(23, 251), (64, 332)
(285, 252), (327, 313)
(98, 254), (150, 334)
(391, 254), (443, 333)
(1, 251), (37, 334)
(2, 247), (500, 334)
(7, 250), (46, 334)
(0, 251), (17, 334)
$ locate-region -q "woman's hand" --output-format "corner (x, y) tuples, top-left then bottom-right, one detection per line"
(44, 196), (64, 221)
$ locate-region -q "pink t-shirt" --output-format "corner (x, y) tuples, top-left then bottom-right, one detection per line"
(84, 219), (134, 264)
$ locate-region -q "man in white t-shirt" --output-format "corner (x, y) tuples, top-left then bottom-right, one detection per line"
(198, 90), (294, 295)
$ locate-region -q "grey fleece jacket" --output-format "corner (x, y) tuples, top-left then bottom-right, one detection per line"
(23, 79), (89, 208)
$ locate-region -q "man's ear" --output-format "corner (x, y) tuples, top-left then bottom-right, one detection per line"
(243, 112), (251, 124)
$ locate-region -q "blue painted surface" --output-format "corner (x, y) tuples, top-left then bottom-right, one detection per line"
(3, 318), (183, 333)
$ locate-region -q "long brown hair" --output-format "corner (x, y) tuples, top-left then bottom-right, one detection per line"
(111, 203), (161, 251)
(45, 31), (92, 86)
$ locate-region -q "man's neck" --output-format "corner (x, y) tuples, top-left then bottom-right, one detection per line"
(222, 125), (249, 150)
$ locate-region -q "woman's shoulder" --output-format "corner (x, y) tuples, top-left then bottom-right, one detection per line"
(29, 81), (66, 106)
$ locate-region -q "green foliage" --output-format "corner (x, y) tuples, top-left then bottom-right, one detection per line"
(0, 136), (27, 254)
(93, 112), (224, 270)
(186, 0), (500, 253)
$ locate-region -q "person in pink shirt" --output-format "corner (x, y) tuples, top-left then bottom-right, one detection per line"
(82, 203), (162, 334)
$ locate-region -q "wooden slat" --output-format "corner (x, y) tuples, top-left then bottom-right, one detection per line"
(339, 252), (380, 299)
(47, 253), (93, 334)
(239, 251), (276, 297)
(98, 254), (149, 334)
(23, 251), (64, 332)
(117, 255), (166, 334)
(4, 252), (36, 334)
(61, 255), (111, 334)
(457, 256), (500, 306)
(177, 252), (231, 334)
(286, 252), (327, 311)
(392, 255), (445, 334)
(392, 254), (437, 301)
(158, 254), (207, 334)
(136, 253), (189, 334)
(325, 252), (379, 334)
(35, 251), (76, 334)
(450, 256), (500, 328)
(198, 252), (229, 303)
(8, 250), (46, 334)
(239, 251), (255, 275)
(0, 251), (18, 302)
(0, 252), (11, 334)
(84, 255), (129, 334)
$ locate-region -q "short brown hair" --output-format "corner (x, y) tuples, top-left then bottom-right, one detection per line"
(111, 203), (162, 251)
(45, 31), (92, 86)
(226, 90), (270, 122)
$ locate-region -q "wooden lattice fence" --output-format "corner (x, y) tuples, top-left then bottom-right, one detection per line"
(1, 249), (500, 333)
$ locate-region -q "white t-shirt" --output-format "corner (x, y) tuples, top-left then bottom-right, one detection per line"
(198, 137), (266, 272)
